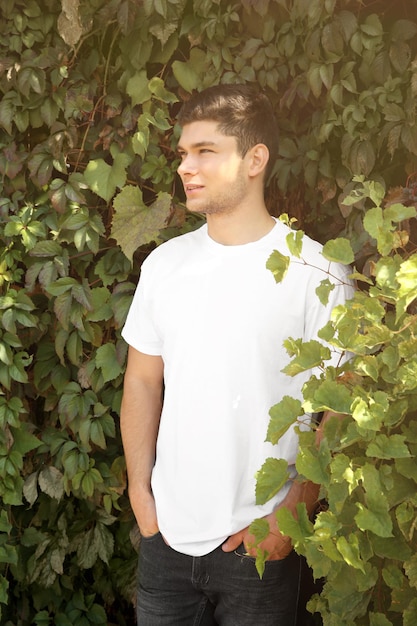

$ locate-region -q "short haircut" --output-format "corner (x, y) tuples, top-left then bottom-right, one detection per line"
(177, 84), (279, 181)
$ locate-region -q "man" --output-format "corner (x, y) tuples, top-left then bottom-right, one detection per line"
(121, 84), (353, 625)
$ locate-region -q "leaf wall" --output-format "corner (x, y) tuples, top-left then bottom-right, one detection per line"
(1, 0), (417, 623)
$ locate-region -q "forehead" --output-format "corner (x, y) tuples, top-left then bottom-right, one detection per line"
(178, 120), (237, 149)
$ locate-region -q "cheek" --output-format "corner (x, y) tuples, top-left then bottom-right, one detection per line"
(214, 158), (245, 182)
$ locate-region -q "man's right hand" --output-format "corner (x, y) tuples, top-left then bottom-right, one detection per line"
(130, 487), (159, 538)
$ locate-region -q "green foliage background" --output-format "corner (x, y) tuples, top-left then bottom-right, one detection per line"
(1, 0), (417, 623)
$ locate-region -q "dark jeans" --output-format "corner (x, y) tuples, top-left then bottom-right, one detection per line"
(136, 532), (302, 625)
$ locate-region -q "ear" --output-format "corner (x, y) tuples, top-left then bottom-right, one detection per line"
(247, 143), (269, 179)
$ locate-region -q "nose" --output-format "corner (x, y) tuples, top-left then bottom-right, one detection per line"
(177, 153), (197, 177)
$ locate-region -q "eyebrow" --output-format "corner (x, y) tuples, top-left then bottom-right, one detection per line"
(177, 140), (218, 152)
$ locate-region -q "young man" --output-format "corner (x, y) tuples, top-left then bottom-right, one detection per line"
(121, 84), (353, 625)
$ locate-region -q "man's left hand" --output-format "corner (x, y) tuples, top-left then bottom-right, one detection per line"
(221, 510), (292, 561)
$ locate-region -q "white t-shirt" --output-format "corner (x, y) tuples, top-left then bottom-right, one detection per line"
(122, 220), (353, 556)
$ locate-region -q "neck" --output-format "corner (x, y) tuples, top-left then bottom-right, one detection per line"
(206, 203), (275, 246)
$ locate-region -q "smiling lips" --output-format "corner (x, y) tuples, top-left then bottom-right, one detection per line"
(185, 184), (204, 194)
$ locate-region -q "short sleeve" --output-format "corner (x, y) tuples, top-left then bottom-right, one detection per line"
(121, 262), (162, 355)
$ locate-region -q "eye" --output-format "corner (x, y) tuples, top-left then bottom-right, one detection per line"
(200, 148), (214, 154)
(177, 150), (186, 160)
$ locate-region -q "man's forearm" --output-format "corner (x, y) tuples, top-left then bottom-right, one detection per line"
(277, 477), (320, 520)
(120, 349), (164, 534)
(120, 378), (162, 492)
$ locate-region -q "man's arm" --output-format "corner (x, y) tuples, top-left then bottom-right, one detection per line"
(222, 478), (320, 560)
(222, 410), (340, 560)
(120, 346), (164, 537)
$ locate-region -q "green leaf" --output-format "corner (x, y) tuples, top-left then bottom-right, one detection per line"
(126, 70), (151, 106)
(267, 396), (303, 444)
(366, 434), (410, 459)
(255, 458), (289, 505)
(148, 76), (178, 104)
(382, 563), (405, 590)
(369, 612), (394, 626)
(0, 92), (16, 134)
(38, 466), (64, 501)
(336, 534), (366, 573)
(296, 433), (331, 485)
(355, 502), (393, 538)
(404, 599), (417, 626)
(0, 541), (18, 566)
(266, 250), (290, 283)
(94, 522), (114, 564)
(322, 238), (354, 264)
(276, 502), (313, 543)
(385, 202), (416, 223)
(89, 420), (106, 449)
(84, 148), (130, 202)
(391, 19), (417, 41)
(396, 457), (417, 482)
(23, 472), (39, 506)
(77, 528), (97, 569)
(29, 240), (62, 257)
(285, 230), (304, 258)
(248, 517), (270, 544)
(172, 48), (206, 93)
(371, 534), (412, 561)
(305, 379), (352, 414)
(282, 340), (330, 376)
(88, 603), (107, 624)
(0, 510), (12, 534)
(132, 128), (150, 158)
(316, 278), (335, 306)
(10, 426), (41, 455)
(0, 574), (9, 604)
(351, 393), (388, 431)
(396, 254), (417, 320)
(95, 344), (123, 383)
(66, 331), (83, 365)
(111, 188), (171, 262)
(361, 14), (383, 37)
(404, 553), (417, 590)
(46, 277), (77, 297)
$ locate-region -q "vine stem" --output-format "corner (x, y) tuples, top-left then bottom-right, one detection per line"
(74, 23), (120, 173)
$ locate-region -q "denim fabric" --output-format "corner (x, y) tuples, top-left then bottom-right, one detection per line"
(137, 532), (301, 625)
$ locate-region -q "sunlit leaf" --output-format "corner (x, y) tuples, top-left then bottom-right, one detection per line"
(285, 229), (303, 258)
(366, 434), (410, 459)
(316, 278), (335, 305)
(267, 396), (303, 444)
(255, 458), (289, 505)
(266, 249), (290, 283)
(282, 340), (330, 376)
(322, 238), (354, 264)
(111, 187), (171, 262)
(84, 148), (130, 202)
(336, 535), (366, 573)
(355, 503), (393, 538)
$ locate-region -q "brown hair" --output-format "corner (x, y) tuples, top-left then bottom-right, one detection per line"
(177, 84), (279, 181)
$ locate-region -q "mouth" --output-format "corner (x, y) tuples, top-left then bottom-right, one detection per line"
(185, 184), (204, 194)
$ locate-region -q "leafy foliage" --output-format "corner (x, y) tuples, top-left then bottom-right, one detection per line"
(0, 0), (417, 623)
(255, 179), (417, 625)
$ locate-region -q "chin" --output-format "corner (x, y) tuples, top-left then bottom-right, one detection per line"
(186, 202), (207, 214)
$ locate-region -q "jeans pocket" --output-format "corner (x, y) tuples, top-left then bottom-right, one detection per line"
(233, 542), (256, 560)
(233, 542), (294, 565)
